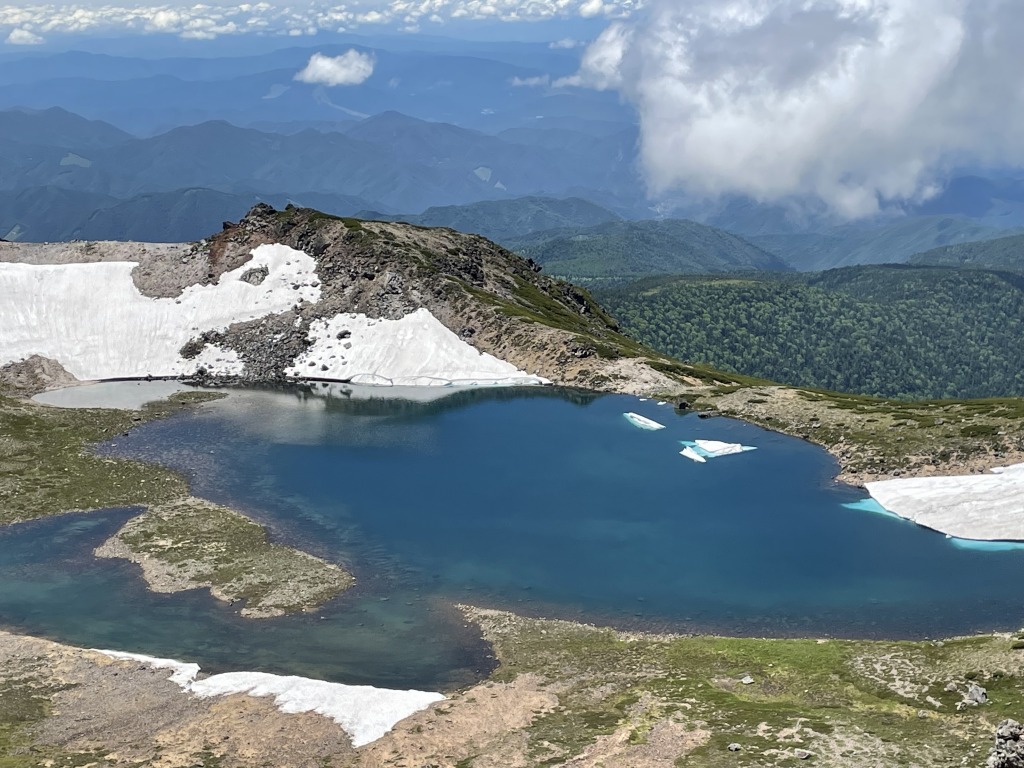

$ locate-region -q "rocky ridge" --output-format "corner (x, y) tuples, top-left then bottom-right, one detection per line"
(178, 204), (680, 393)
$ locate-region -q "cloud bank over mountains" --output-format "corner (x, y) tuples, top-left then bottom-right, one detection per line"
(0, 0), (636, 43)
(572, 0), (1024, 217)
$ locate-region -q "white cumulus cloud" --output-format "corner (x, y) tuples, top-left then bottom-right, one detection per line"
(294, 49), (376, 87)
(570, 0), (1024, 218)
(6, 27), (44, 44)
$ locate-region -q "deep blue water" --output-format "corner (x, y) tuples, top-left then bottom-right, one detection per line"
(1, 385), (1022, 689)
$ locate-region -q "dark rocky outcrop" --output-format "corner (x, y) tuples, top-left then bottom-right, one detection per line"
(988, 720), (1024, 768)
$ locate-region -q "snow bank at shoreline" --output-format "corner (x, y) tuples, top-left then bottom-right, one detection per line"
(94, 649), (444, 747)
(286, 309), (547, 386)
(866, 463), (1024, 541)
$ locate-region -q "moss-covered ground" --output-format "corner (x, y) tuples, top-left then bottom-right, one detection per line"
(0, 393), (218, 526)
(102, 497), (354, 617)
(685, 385), (1024, 483)
(467, 608), (1024, 767)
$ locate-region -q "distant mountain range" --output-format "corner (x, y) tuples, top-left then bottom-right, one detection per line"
(748, 216), (1018, 271)
(0, 107), (643, 226)
(507, 219), (790, 279)
(363, 196), (622, 243)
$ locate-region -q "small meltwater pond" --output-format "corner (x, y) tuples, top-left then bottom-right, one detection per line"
(2, 383), (1023, 689)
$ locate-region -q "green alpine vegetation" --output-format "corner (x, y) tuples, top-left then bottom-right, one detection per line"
(910, 233), (1024, 271)
(596, 265), (1024, 400)
(507, 219), (789, 281)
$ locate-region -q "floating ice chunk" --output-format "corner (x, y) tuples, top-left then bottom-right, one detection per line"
(624, 412), (666, 430)
(680, 446), (706, 463)
(679, 439), (756, 461)
(93, 650), (444, 747)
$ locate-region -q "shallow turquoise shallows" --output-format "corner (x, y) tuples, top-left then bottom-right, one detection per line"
(1, 385), (1022, 689)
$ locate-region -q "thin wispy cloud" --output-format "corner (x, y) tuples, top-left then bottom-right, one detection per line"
(567, 0), (1024, 218)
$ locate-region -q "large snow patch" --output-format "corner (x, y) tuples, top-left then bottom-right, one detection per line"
(94, 649), (443, 747)
(866, 463), (1024, 541)
(0, 243), (320, 380)
(285, 309), (547, 386)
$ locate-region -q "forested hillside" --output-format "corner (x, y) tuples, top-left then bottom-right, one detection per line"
(509, 219), (789, 279)
(910, 233), (1024, 270)
(596, 266), (1024, 400)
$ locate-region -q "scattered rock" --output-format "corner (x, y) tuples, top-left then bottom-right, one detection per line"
(740, 675), (755, 685)
(239, 265), (269, 286)
(728, 742), (742, 752)
(968, 682), (989, 704)
(794, 748), (813, 760)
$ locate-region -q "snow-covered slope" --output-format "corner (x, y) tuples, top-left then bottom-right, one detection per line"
(866, 463), (1024, 541)
(0, 243), (544, 387)
(96, 649), (444, 747)
(0, 243), (318, 380)
(286, 309), (547, 386)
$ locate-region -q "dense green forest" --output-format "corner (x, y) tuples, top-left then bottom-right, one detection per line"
(909, 233), (1024, 270)
(595, 266), (1024, 400)
(508, 219), (788, 279)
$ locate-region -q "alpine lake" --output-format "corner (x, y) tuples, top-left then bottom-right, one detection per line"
(1, 384), (1022, 691)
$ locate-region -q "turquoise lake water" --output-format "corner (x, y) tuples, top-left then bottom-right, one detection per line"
(1, 385), (1022, 689)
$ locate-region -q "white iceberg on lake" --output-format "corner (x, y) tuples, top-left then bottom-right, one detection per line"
(865, 463), (1024, 542)
(623, 412), (666, 430)
(679, 439), (756, 462)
